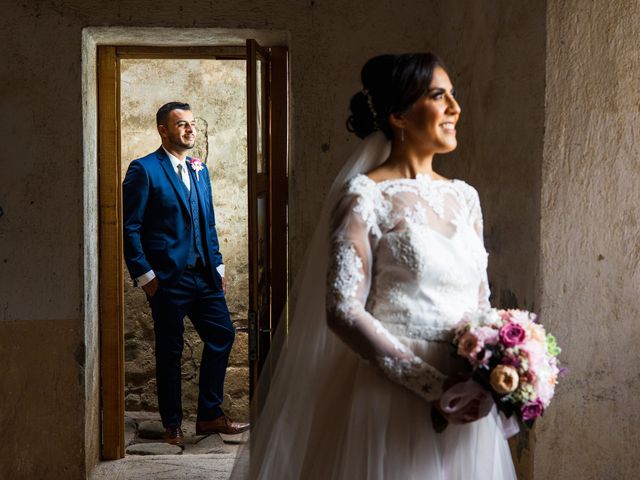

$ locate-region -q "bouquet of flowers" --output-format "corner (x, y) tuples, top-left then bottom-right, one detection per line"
(451, 308), (562, 427)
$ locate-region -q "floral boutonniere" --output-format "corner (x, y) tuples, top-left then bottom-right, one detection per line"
(189, 157), (204, 181)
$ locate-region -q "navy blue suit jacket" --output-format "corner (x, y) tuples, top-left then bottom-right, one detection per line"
(123, 147), (224, 289)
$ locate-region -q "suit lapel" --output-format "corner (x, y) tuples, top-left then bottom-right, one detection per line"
(186, 159), (210, 227)
(156, 148), (189, 212)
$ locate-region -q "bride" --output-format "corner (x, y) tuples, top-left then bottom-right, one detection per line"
(232, 53), (517, 479)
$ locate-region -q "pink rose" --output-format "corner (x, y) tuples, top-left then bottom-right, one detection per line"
(521, 399), (544, 422)
(476, 326), (500, 346)
(454, 316), (472, 336)
(509, 309), (532, 324)
(189, 157), (204, 180)
(523, 340), (545, 368)
(457, 331), (482, 359)
(189, 157), (203, 169)
(458, 331), (494, 367)
(536, 377), (555, 407)
(499, 321), (526, 347)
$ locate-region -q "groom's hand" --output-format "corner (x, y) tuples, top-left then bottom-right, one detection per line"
(221, 276), (227, 295)
(142, 277), (159, 298)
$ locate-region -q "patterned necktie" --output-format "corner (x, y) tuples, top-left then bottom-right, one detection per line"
(177, 163), (189, 191)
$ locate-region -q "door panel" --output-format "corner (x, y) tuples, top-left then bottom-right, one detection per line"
(247, 39), (271, 395)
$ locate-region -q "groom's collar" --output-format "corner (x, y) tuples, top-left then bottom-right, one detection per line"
(161, 146), (189, 170)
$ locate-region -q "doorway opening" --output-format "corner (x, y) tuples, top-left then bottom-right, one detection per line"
(97, 43), (288, 460)
(121, 55), (249, 453)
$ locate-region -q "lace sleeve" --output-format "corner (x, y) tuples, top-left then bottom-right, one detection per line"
(326, 184), (446, 402)
(468, 187), (491, 309)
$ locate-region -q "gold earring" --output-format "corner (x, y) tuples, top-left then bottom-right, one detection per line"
(401, 128), (405, 142)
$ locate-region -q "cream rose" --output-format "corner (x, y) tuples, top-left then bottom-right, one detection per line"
(489, 365), (520, 395)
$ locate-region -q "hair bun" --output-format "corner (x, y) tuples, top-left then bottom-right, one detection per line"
(346, 91), (377, 139)
(347, 55), (398, 139)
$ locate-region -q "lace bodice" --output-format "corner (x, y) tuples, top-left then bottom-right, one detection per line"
(326, 174), (489, 401)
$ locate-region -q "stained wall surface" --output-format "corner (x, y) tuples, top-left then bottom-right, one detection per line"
(537, 1), (640, 478)
(0, 1), (549, 478)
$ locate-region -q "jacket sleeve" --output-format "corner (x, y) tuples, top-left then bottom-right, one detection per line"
(326, 189), (447, 402)
(122, 160), (152, 280)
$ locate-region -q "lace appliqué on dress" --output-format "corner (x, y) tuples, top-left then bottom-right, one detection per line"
(347, 175), (386, 237)
(382, 176), (458, 221)
(461, 184), (491, 309)
(404, 201), (429, 226)
(326, 182), (447, 403)
(327, 242), (365, 323)
(377, 356), (445, 401)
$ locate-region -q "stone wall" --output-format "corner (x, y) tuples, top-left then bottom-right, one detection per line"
(120, 59), (249, 421)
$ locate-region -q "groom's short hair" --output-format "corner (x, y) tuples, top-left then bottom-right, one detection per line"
(156, 102), (191, 126)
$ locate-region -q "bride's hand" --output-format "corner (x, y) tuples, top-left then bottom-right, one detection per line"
(438, 395), (488, 424)
(433, 375), (493, 424)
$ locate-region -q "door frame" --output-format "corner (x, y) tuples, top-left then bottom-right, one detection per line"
(97, 44), (288, 460)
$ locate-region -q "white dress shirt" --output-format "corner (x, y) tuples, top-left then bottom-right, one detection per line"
(136, 148), (225, 287)
(164, 147), (191, 191)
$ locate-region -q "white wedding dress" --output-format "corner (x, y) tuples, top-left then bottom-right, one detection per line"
(231, 134), (517, 480)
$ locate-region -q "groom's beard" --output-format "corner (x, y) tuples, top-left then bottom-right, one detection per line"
(169, 132), (195, 150)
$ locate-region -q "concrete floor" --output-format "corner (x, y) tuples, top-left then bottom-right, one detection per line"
(90, 413), (245, 480)
(90, 451), (239, 480)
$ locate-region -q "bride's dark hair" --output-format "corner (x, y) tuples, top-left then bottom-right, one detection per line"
(346, 53), (447, 139)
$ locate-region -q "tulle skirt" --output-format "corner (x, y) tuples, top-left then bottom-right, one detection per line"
(233, 339), (517, 480)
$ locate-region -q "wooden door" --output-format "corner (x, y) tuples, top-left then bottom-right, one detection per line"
(246, 40), (288, 399)
(247, 39), (271, 396)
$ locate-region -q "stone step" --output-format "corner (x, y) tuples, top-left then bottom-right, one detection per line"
(126, 442), (183, 456)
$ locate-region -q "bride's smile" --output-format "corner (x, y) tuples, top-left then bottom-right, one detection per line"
(399, 66), (461, 155)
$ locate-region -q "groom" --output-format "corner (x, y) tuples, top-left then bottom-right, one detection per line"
(123, 102), (249, 448)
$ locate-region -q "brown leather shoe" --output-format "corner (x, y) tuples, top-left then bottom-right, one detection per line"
(196, 415), (250, 435)
(162, 426), (185, 449)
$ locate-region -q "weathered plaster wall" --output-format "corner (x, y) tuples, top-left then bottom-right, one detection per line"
(0, 3), (89, 478)
(0, 320), (84, 479)
(0, 1), (546, 478)
(120, 59), (249, 421)
(537, 1), (640, 478)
